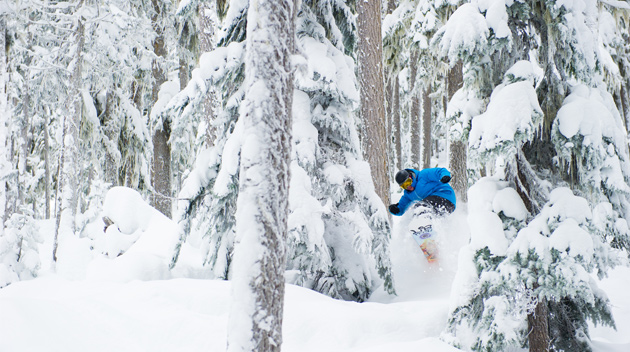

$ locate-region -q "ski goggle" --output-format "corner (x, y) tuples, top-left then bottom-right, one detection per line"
(400, 177), (413, 189)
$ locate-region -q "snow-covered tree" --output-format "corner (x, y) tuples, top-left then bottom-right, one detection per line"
(226, 0), (294, 349)
(441, 0), (630, 349)
(0, 8), (9, 236)
(53, 2), (86, 261)
(0, 210), (41, 288)
(169, 0), (394, 301)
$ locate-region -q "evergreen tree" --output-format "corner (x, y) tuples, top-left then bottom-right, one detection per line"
(440, 1), (630, 350)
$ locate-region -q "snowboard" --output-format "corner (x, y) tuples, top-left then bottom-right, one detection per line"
(410, 225), (438, 263)
(408, 204), (439, 263)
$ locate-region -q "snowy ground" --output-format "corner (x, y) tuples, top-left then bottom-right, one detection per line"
(1, 196), (629, 352)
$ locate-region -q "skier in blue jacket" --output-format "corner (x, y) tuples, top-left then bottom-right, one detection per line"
(389, 168), (456, 216)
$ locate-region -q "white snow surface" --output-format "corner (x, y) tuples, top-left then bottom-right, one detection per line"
(1, 188), (629, 352)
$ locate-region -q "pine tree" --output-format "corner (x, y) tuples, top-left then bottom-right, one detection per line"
(168, 0), (395, 301)
(441, 1), (630, 351)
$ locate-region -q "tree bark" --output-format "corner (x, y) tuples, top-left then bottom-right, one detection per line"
(199, 0), (217, 146)
(528, 297), (550, 352)
(226, 1), (294, 351)
(447, 61), (467, 202)
(422, 86), (431, 169)
(0, 13), (8, 235)
(393, 76), (401, 171)
(409, 50), (421, 169)
(44, 108), (51, 219)
(357, 0), (390, 206)
(150, 0), (172, 218)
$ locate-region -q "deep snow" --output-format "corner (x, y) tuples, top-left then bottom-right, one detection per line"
(0, 189), (629, 352)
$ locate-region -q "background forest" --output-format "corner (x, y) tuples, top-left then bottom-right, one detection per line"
(2, 0), (630, 351)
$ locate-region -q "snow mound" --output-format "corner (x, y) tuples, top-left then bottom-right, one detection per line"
(85, 187), (180, 282)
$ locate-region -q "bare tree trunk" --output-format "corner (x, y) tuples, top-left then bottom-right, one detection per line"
(150, 0), (171, 218)
(227, 1), (294, 351)
(409, 50), (421, 168)
(385, 0), (399, 174)
(54, 18), (85, 262)
(618, 65), (630, 132)
(357, 0), (390, 207)
(393, 77), (402, 171)
(528, 294), (550, 352)
(422, 86), (431, 169)
(447, 61), (467, 202)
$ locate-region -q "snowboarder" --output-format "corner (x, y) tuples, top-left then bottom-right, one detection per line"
(389, 168), (456, 217)
(390, 168), (456, 263)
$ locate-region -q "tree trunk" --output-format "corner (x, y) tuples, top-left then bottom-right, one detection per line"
(386, 75), (393, 172)
(422, 86), (431, 169)
(357, 0), (390, 207)
(528, 297), (550, 352)
(226, 0), (294, 351)
(199, 0), (217, 146)
(152, 121), (172, 217)
(447, 61), (467, 202)
(150, 0), (171, 218)
(102, 91), (119, 186)
(44, 108), (51, 219)
(0, 13), (8, 235)
(54, 19), (85, 262)
(618, 65), (630, 132)
(409, 50), (421, 168)
(392, 77), (402, 171)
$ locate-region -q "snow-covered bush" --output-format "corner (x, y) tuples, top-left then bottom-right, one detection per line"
(0, 211), (41, 288)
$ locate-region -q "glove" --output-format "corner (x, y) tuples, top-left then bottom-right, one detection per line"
(440, 175), (451, 183)
(389, 203), (400, 215)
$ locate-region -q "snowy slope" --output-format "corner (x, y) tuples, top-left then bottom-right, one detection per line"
(0, 190), (628, 352)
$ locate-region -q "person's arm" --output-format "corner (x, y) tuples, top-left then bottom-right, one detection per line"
(434, 168), (451, 183)
(391, 194), (412, 216)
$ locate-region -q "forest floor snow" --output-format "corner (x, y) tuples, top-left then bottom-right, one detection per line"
(1, 203), (629, 352)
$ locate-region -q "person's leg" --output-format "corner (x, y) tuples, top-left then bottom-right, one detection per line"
(422, 195), (455, 215)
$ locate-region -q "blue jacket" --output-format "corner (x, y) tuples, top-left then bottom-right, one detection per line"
(393, 168), (456, 216)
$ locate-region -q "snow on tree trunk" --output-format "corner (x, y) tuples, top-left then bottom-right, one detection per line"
(199, 0), (217, 146)
(0, 13), (7, 236)
(393, 77), (402, 171)
(152, 122), (172, 218)
(44, 109), (51, 219)
(226, 0), (294, 351)
(409, 50), (421, 168)
(53, 18), (85, 262)
(150, 0), (172, 218)
(357, 0), (390, 206)
(422, 86), (431, 169)
(447, 61), (467, 202)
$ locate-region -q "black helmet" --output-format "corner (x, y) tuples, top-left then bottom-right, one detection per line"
(395, 169), (413, 186)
